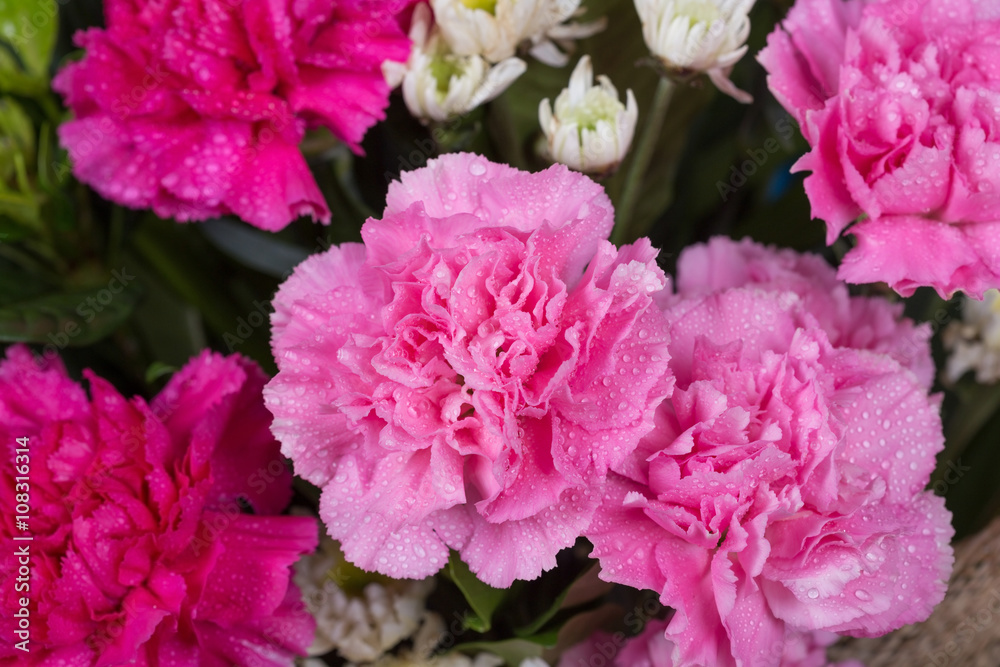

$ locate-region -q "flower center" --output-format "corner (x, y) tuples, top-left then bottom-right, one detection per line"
(676, 0), (721, 27)
(461, 0), (498, 14)
(429, 55), (466, 94)
(560, 90), (623, 133)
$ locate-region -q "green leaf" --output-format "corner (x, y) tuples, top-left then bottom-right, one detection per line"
(446, 550), (509, 633)
(452, 639), (544, 666)
(130, 217), (277, 372)
(0, 194), (39, 231)
(0, 0), (58, 84)
(131, 219), (246, 337)
(125, 257), (206, 369)
(516, 626), (561, 647)
(514, 563), (599, 638)
(201, 218), (309, 278)
(0, 96), (34, 181)
(0, 257), (46, 301)
(144, 361), (178, 385)
(0, 282), (141, 346)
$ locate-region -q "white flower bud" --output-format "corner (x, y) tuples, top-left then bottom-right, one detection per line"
(401, 4), (526, 122)
(431, 0), (603, 67)
(634, 0), (755, 102)
(943, 289), (1000, 384)
(539, 56), (638, 175)
(293, 539), (436, 662)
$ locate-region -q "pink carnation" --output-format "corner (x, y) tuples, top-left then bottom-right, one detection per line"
(758, 0), (1000, 297)
(53, 0), (414, 231)
(266, 153), (673, 587)
(559, 620), (863, 667)
(0, 346), (317, 665)
(586, 239), (953, 667)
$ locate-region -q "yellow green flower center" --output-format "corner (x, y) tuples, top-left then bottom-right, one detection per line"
(429, 55), (466, 95)
(461, 0), (498, 14)
(677, 0), (721, 26)
(560, 90), (622, 133)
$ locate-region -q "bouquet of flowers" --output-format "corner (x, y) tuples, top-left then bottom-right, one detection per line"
(2, 0), (999, 665)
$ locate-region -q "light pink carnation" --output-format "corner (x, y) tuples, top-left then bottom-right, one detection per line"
(266, 153), (673, 587)
(53, 0), (414, 231)
(0, 346), (317, 665)
(586, 239), (953, 667)
(673, 237), (934, 386)
(559, 619), (864, 667)
(758, 0), (1000, 297)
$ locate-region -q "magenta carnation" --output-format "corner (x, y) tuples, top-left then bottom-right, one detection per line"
(758, 0), (1000, 297)
(53, 0), (414, 231)
(586, 239), (953, 667)
(0, 346), (317, 665)
(266, 153), (673, 587)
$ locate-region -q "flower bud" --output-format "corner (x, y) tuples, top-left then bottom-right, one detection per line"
(400, 4), (527, 122)
(539, 56), (638, 175)
(943, 290), (1000, 384)
(431, 0), (603, 66)
(634, 0), (755, 102)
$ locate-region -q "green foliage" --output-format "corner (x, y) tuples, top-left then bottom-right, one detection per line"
(447, 551), (510, 633)
(0, 281), (140, 346)
(0, 0), (58, 97)
(0, 96), (42, 231)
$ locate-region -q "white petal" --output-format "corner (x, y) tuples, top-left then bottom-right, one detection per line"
(708, 66), (753, 103)
(468, 57), (528, 108)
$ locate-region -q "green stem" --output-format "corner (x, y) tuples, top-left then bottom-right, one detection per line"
(612, 76), (675, 246)
(37, 94), (64, 128)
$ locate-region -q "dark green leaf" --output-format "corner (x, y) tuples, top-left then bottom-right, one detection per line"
(0, 183), (40, 229)
(0, 213), (33, 242)
(130, 219), (246, 336)
(201, 218), (309, 278)
(125, 257), (207, 369)
(144, 361), (177, 384)
(514, 563), (599, 638)
(446, 550), (509, 633)
(0, 282), (141, 346)
(516, 627), (561, 647)
(0, 257), (47, 301)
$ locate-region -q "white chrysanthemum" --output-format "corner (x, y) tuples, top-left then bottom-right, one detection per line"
(365, 611), (528, 667)
(400, 4), (526, 122)
(365, 649), (505, 667)
(943, 289), (1000, 383)
(294, 539), (435, 663)
(430, 0), (604, 66)
(539, 56), (638, 174)
(634, 0), (755, 102)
